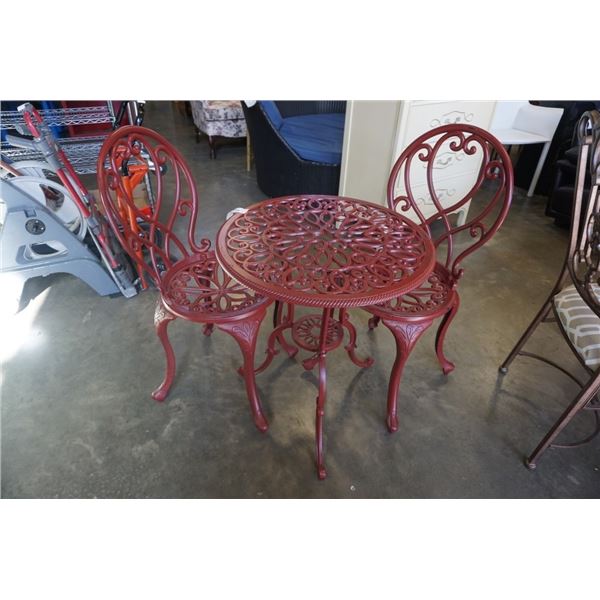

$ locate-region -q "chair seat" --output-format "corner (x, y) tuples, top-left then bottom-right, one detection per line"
(278, 113), (345, 164)
(365, 264), (455, 319)
(490, 128), (550, 145)
(161, 251), (269, 321)
(554, 284), (600, 368)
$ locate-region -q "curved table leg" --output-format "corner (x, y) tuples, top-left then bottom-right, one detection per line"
(277, 303), (299, 358)
(252, 316), (297, 375)
(340, 309), (374, 368)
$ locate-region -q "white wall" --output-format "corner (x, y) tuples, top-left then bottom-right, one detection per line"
(338, 101), (402, 205)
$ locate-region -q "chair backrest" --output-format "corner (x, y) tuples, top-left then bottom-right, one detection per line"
(387, 124), (513, 283)
(513, 103), (564, 139)
(96, 126), (210, 291)
(567, 110), (600, 315)
(275, 101), (346, 118)
(490, 101), (529, 130)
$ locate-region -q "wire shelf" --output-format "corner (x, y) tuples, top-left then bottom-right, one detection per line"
(1, 136), (108, 175)
(1, 106), (114, 130)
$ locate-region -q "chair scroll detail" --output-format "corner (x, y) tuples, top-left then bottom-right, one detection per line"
(96, 126), (273, 432)
(499, 110), (600, 469)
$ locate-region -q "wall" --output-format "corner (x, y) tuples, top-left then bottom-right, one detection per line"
(338, 101), (402, 205)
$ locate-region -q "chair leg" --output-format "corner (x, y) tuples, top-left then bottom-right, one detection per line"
(381, 319), (432, 433)
(526, 371), (600, 469)
(152, 300), (178, 402)
(208, 135), (216, 159)
(500, 264), (568, 374)
(527, 141), (551, 197)
(246, 131), (252, 172)
(435, 294), (460, 375)
(500, 297), (554, 374)
(217, 307), (269, 433)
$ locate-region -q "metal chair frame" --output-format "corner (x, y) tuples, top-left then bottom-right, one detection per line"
(365, 124), (514, 433)
(500, 111), (600, 468)
(96, 126), (273, 432)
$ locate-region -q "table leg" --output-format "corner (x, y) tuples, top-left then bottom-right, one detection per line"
(253, 303), (298, 374)
(276, 303), (299, 357)
(339, 308), (374, 368)
(315, 307), (334, 480)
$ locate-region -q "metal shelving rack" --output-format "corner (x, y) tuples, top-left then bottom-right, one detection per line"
(0, 102), (136, 174)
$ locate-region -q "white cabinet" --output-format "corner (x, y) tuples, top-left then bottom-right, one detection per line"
(339, 100), (497, 225)
(392, 101), (497, 224)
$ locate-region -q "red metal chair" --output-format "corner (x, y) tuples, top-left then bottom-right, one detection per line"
(365, 124), (514, 433)
(500, 111), (600, 468)
(96, 126), (273, 432)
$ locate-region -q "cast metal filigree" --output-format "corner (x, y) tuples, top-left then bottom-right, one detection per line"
(371, 268), (452, 316)
(388, 125), (513, 283)
(218, 195), (435, 308)
(96, 126), (272, 431)
(164, 252), (264, 317)
(292, 314), (344, 352)
(97, 128), (211, 291)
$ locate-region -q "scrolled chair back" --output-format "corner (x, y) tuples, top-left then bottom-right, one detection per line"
(96, 126), (211, 291)
(568, 110), (600, 316)
(387, 124), (514, 283)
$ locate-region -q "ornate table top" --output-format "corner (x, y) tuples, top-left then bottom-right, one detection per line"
(216, 195), (436, 308)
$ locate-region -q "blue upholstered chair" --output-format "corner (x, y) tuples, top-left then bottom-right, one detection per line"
(241, 101), (346, 197)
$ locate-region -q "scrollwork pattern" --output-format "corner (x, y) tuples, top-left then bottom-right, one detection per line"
(222, 196), (432, 301)
(374, 271), (451, 315)
(430, 110), (474, 128)
(165, 251), (263, 314)
(97, 127), (212, 291)
(386, 125), (513, 282)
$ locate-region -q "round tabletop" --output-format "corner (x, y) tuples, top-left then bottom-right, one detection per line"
(215, 195), (436, 309)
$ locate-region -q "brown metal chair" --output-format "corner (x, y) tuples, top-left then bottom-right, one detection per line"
(500, 111), (600, 469)
(365, 124), (514, 433)
(96, 126), (273, 432)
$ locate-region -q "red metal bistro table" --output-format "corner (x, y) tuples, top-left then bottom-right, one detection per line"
(216, 195), (435, 478)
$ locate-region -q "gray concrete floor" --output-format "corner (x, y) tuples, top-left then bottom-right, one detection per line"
(2, 102), (599, 498)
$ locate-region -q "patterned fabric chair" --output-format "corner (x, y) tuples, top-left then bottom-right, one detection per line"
(500, 110), (600, 469)
(190, 100), (247, 160)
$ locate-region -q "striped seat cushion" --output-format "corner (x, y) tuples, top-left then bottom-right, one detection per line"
(554, 284), (600, 367)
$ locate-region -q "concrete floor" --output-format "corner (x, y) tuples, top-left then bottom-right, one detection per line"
(2, 102), (599, 498)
